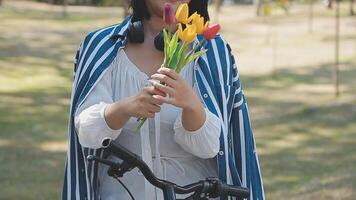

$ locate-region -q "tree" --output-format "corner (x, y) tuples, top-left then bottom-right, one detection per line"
(351, 0), (355, 15)
(308, 0), (315, 33)
(256, 0), (264, 16)
(214, 0), (224, 23)
(122, 0), (130, 18)
(62, 0), (68, 17)
(334, 0), (340, 97)
(0, 0), (3, 6)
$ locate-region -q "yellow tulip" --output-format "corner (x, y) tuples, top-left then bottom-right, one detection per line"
(178, 23), (197, 43)
(191, 13), (208, 34)
(175, 3), (190, 24)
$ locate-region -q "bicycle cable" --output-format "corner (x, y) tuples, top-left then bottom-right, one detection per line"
(113, 174), (135, 200)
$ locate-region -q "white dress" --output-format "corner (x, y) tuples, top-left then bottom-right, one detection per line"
(74, 49), (221, 200)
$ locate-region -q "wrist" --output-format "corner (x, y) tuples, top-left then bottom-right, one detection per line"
(110, 96), (133, 118)
(182, 94), (202, 112)
(181, 98), (206, 132)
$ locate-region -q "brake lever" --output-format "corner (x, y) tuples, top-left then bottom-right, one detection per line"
(182, 180), (211, 200)
(87, 155), (135, 178)
(87, 155), (118, 167)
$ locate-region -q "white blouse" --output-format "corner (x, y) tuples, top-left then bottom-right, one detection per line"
(74, 49), (221, 200)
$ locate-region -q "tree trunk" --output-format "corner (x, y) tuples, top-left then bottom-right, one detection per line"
(62, 0), (68, 17)
(256, 0), (264, 16)
(351, 0), (355, 15)
(334, 0), (340, 97)
(327, 0), (333, 9)
(0, 0), (3, 6)
(122, 0), (130, 18)
(214, 0), (223, 23)
(308, 0), (314, 33)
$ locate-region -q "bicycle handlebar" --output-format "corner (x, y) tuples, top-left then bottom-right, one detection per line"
(99, 137), (250, 199)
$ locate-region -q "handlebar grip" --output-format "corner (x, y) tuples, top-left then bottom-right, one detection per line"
(101, 137), (140, 164)
(218, 182), (250, 198)
(102, 138), (168, 189)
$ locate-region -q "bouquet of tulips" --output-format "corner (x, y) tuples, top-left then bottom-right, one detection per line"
(136, 2), (221, 130)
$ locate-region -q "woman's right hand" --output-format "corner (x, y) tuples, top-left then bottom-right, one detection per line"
(105, 85), (166, 130)
(125, 85), (166, 118)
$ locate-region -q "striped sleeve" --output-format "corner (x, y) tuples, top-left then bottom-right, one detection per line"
(225, 43), (265, 199)
(73, 43), (83, 80)
(224, 42), (244, 111)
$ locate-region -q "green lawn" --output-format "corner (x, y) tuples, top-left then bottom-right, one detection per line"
(0, 2), (355, 200)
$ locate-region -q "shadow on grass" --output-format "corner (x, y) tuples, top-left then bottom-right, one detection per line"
(0, 86), (71, 142)
(240, 62), (356, 199)
(0, 31), (81, 81)
(0, 81), (70, 199)
(0, 59), (354, 199)
(0, 145), (65, 200)
(1, 10), (356, 197)
(0, 6), (120, 22)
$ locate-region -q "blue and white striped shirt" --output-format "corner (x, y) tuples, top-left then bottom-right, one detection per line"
(62, 16), (265, 200)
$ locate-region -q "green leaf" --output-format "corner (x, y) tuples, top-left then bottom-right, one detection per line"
(168, 32), (179, 57)
(187, 39), (206, 56)
(175, 43), (190, 73)
(163, 29), (170, 66)
(184, 49), (208, 66)
(168, 43), (181, 69)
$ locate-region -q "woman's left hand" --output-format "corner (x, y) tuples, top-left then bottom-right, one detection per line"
(150, 67), (201, 111)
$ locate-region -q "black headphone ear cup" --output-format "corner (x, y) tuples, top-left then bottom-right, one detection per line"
(127, 20), (165, 52)
(154, 31), (164, 52)
(129, 21), (145, 43)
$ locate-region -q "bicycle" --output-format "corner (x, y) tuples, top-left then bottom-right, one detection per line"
(87, 137), (250, 200)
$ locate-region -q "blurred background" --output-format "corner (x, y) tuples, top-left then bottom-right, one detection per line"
(0, 0), (355, 199)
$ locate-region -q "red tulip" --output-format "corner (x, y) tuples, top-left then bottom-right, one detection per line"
(203, 24), (221, 40)
(163, 3), (176, 25)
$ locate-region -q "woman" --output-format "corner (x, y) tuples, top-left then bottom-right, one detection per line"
(62, 0), (264, 199)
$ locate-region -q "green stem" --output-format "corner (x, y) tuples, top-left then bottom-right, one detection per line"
(175, 42), (189, 73)
(135, 117), (147, 132)
(188, 38), (206, 56)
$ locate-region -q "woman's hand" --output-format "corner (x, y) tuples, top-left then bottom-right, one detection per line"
(150, 67), (206, 132)
(104, 86), (165, 130)
(125, 86), (166, 118)
(150, 67), (201, 110)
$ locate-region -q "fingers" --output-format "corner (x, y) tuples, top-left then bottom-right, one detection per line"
(136, 101), (161, 119)
(151, 82), (175, 97)
(144, 112), (155, 118)
(150, 95), (164, 105)
(157, 67), (180, 80)
(147, 104), (161, 113)
(150, 73), (177, 88)
(144, 86), (167, 97)
(153, 94), (174, 105)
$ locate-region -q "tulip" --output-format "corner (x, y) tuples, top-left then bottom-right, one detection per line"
(191, 13), (208, 34)
(175, 3), (190, 24)
(203, 24), (221, 40)
(164, 3), (176, 25)
(178, 23), (197, 43)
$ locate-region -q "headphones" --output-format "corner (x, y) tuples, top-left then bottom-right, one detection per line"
(128, 20), (165, 52)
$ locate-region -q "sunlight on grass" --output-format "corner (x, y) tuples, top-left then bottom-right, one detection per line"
(0, 2), (355, 200)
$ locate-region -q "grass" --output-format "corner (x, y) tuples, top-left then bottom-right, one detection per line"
(0, 1), (355, 199)
(243, 62), (356, 199)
